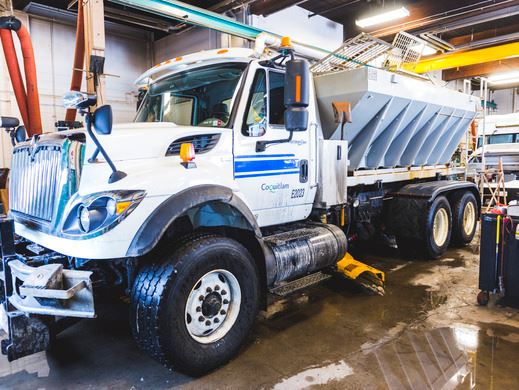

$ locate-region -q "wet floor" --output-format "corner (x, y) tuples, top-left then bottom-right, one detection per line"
(1, 241), (519, 389)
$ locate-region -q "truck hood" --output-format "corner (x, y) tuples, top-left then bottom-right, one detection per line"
(83, 122), (224, 162)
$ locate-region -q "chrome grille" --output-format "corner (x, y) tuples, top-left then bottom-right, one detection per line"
(10, 144), (63, 221)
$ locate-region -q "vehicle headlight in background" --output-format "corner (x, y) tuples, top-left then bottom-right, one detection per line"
(63, 190), (146, 237)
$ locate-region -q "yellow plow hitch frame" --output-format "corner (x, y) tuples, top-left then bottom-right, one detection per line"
(337, 253), (385, 295)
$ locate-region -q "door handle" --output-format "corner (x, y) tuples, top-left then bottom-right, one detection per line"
(299, 160), (308, 183)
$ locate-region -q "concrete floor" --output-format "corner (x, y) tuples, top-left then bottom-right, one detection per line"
(2, 236), (519, 389)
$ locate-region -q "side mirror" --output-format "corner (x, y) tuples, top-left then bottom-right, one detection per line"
(62, 91), (97, 110)
(93, 105), (113, 135)
(284, 59), (310, 132)
(14, 126), (26, 143)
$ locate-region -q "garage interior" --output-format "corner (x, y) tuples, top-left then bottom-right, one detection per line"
(1, 0), (519, 388)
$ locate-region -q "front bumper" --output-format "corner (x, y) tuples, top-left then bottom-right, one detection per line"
(1, 217), (94, 361)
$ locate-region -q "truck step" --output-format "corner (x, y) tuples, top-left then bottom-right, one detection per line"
(269, 271), (332, 297)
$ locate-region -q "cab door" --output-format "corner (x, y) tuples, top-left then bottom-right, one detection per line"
(233, 64), (315, 227)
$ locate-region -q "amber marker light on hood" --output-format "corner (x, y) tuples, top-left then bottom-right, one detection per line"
(180, 143), (197, 169)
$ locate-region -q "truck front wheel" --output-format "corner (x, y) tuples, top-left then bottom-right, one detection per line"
(130, 235), (259, 376)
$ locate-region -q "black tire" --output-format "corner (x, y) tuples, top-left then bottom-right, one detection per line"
(424, 196), (452, 259)
(130, 235), (260, 376)
(395, 196), (452, 259)
(450, 191), (478, 247)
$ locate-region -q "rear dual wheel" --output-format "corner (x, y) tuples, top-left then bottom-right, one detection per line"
(451, 191), (478, 246)
(397, 196), (452, 259)
(397, 191), (478, 259)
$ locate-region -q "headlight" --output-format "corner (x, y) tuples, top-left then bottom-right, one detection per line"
(78, 205), (91, 232)
(62, 190), (146, 238)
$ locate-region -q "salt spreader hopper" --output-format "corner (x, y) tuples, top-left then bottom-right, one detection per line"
(314, 67), (478, 171)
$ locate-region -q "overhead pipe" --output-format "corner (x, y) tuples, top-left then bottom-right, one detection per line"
(65, 0), (85, 122)
(110, 0), (330, 60)
(0, 16), (42, 136)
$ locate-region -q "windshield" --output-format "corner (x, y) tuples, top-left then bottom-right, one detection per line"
(477, 133), (519, 147)
(135, 63), (247, 128)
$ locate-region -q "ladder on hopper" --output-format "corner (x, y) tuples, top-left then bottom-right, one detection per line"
(310, 31), (432, 78)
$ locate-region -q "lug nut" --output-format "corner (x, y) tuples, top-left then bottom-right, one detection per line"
(206, 287), (212, 293)
(215, 285), (220, 291)
(196, 306), (201, 312)
(198, 316), (204, 322)
(214, 318), (220, 323)
(220, 310), (226, 315)
(205, 320), (211, 326)
(221, 290), (227, 295)
(223, 299), (229, 304)
(199, 295), (204, 301)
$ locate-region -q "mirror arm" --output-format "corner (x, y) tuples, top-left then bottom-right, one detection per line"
(85, 114), (126, 183)
(255, 130), (293, 153)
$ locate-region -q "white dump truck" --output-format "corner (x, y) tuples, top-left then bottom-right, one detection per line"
(0, 42), (479, 375)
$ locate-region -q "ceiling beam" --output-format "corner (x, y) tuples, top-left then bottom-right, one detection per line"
(443, 57), (519, 81)
(410, 41), (519, 73)
(448, 23), (519, 46)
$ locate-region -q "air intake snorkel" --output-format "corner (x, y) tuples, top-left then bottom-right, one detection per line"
(62, 91), (126, 184)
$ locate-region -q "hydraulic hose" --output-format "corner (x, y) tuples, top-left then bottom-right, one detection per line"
(0, 16), (42, 137)
(65, 1), (85, 122)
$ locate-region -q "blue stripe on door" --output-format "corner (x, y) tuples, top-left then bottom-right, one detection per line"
(235, 170), (300, 179)
(235, 154), (295, 159)
(234, 159), (299, 173)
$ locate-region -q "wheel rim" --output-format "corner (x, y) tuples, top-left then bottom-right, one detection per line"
(185, 269), (241, 344)
(433, 208), (449, 247)
(463, 201), (476, 236)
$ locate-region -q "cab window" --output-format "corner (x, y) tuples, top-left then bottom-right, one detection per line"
(242, 69), (286, 136)
(269, 71), (285, 126)
(243, 70), (267, 136)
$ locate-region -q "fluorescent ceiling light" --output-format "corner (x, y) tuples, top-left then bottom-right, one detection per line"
(355, 7), (410, 28)
(488, 71), (519, 85)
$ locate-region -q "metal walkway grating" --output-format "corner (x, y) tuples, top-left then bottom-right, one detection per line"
(310, 33), (393, 75)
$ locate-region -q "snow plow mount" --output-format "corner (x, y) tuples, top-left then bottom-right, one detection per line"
(0, 217), (95, 361)
(336, 253), (385, 295)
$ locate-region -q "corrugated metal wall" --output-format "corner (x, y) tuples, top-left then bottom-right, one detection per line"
(0, 12), (153, 167)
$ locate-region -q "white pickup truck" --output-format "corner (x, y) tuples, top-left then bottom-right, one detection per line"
(1, 44), (479, 375)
